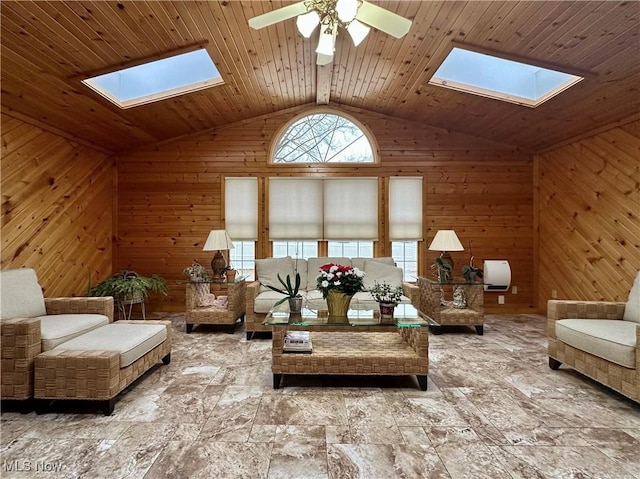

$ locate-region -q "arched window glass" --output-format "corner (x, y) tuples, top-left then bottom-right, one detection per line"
(273, 113), (374, 163)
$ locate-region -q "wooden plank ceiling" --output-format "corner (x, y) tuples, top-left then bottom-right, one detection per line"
(1, 1), (638, 154)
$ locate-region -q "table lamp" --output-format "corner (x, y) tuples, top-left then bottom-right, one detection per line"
(428, 230), (464, 270)
(203, 230), (235, 281)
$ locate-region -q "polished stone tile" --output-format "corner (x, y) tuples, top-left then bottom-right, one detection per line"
(1, 313), (638, 479)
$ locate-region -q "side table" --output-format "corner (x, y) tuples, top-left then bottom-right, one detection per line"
(417, 277), (484, 335)
(185, 280), (246, 333)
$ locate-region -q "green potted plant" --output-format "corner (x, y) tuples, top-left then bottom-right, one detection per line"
(369, 282), (404, 304)
(434, 257), (453, 283)
(462, 265), (483, 284)
(89, 270), (168, 320)
(223, 266), (237, 283)
(265, 273), (303, 313)
(369, 281), (404, 320)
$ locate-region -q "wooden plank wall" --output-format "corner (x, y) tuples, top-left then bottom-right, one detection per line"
(536, 120), (640, 309)
(1, 113), (114, 298)
(116, 106), (534, 314)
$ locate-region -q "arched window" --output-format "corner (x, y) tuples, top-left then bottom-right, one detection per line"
(272, 112), (375, 163)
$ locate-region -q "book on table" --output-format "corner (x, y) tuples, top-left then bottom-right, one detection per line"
(283, 331), (312, 353)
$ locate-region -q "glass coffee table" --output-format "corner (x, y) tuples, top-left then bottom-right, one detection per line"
(263, 302), (431, 390)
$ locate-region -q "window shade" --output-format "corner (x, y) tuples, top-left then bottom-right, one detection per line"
(323, 178), (378, 240)
(389, 177), (423, 240)
(225, 177), (258, 240)
(269, 178), (323, 240)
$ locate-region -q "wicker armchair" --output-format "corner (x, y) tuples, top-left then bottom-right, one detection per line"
(185, 281), (246, 333)
(1, 296), (114, 400)
(548, 299), (639, 403)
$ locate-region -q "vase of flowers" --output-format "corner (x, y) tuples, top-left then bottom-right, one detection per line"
(369, 282), (404, 320)
(316, 263), (365, 317)
(183, 260), (210, 282)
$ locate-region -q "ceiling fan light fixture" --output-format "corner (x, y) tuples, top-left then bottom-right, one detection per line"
(316, 27), (336, 56)
(336, 0), (359, 23)
(347, 19), (370, 46)
(296, 10), (321, 38)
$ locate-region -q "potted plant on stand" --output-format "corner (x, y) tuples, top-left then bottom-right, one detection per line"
(369, 282), (404, 321)
(89, 270), (168, 320)
(265, 272), (303, 314)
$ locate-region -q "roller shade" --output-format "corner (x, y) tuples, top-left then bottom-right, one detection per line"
(389, 177), (423, 240)
(225, 177), (258, 240)
(269, 178), (323, 240)
(323, 178), (378, 240)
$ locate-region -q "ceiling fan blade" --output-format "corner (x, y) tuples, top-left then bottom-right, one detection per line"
(316, 52), (334, 66)
(356, 1), (412, 39)
(248, 1), (308, 30)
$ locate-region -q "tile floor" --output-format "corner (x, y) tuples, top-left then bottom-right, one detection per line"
(1, 314), (638, 479)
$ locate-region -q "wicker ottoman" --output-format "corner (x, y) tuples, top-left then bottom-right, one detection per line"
(34, 320), (172, 415)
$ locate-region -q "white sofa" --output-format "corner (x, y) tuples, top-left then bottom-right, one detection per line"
(547, 271), (639, 403)
(245, 256), (419, 339)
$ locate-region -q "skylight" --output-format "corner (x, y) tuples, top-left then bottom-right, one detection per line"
(430, 47), (583, 107)
(81, 49), (223, 109)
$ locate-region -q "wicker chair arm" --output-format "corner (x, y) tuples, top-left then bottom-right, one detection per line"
(1, 318), (42, 399)
(547, 300), (626, 321)
(1, 317), (42, 359)
(402, 282), (420, 307)
(226, 281), (247, 316)
(45, 297), (114, 322)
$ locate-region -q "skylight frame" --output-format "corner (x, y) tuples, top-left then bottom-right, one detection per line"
(81, 47), (224, 109)
(429, 45), (584, 108)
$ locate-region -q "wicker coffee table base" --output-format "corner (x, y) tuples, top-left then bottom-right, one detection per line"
(272, 328), (429, 390)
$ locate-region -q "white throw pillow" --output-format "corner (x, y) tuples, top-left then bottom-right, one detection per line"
(0, 268), (47, 319)
(623, 271), (640, 323)
(362, 260), (403, 291)
(256, 256), (295, 291)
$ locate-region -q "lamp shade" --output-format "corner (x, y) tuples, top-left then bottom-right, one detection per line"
(203, 230), (235, 251)
(428, 230), (464, 252)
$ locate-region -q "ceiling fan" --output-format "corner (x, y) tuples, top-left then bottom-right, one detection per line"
(248, 0), (412, 66)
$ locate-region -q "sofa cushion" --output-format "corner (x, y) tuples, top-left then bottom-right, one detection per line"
(39, 314), (110, 351)
(362, 260), (404, 291)
(555, 319), (637, 368)
(351, 257), (395, 271)
(0, 268), (46, 319)
(623, 271), (640, 324)
(306, 257), (351, 290)
(254, 290), (289, 313)
(53, 321), (167, 368)
(256, 256), (295, 292)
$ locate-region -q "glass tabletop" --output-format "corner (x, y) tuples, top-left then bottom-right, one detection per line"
(264, 301), (432, 328)
(417, 276), (485, 286)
